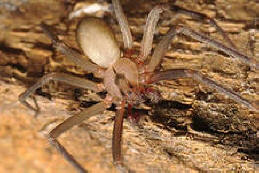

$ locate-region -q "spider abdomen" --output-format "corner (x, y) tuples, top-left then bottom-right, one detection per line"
(76, 17), (120, 68)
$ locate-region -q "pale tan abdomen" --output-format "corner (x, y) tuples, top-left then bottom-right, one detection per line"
(76, 17), (120, 68)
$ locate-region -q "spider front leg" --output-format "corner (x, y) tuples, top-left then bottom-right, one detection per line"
(19, 73), (104, 113)
(139, 5), (168, 61)
(49, 100), (112, 173)
(139, 25), (258, 111)
(141, 69), (258, 112)
(170, 5), (237, 49)
(112, 101), (133, 172)
(112, 101), (125, 166)
(138, 4), (238, 63)
(112, 0), (133, 49)
(145, 26), (258, 72)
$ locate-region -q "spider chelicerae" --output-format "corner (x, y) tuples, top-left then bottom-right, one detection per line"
(19, 0), (258, 172)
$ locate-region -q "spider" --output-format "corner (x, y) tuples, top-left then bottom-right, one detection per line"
(19, 0), (258, 172)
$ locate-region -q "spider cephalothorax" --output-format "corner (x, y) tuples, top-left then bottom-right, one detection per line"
(19, 0), (258, 172)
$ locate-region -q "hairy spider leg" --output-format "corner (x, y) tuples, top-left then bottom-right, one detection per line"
(145, 26), (258, 72)
(112, 0), (133, 49)
(140, 5), (168, 61)
(112, 101), (125, 165)
(49, 139), (86, 173)
(138, 4), (238, 63)
(19, 73), (104, 113)
(170, 5), (237, 49)
(113, 100), (135, 172)
(141, 69), (257, 112)
(49, 101), (111, 173)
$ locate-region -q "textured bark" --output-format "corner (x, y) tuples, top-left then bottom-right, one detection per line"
(0, 0), (258, 172)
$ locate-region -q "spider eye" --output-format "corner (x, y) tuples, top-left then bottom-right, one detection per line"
(76, 17), (120, 68)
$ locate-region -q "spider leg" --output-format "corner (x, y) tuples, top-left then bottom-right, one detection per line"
(112, 101), (125, 165)
(139, 5), (168, 61)
(49, 101), (111, 173)
(170, 5), (237, 49)
(143, 69), (258, 111)
(19, 72), (104, 113)
(49, 139), (86, 173)
(139, 4), (237, 62)
(112, 0), (133, 49)
(175, 26), (257, 69)
(145, 26), (258, 72)
(112, 101), (132, 172)
(41, 24), (105, 77)
(145, 27), (176, 72)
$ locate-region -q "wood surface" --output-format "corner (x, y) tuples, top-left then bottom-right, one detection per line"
(0, 0), (258, 172)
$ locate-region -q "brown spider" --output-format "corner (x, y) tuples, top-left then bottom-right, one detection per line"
(19, 0), (258, 172)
